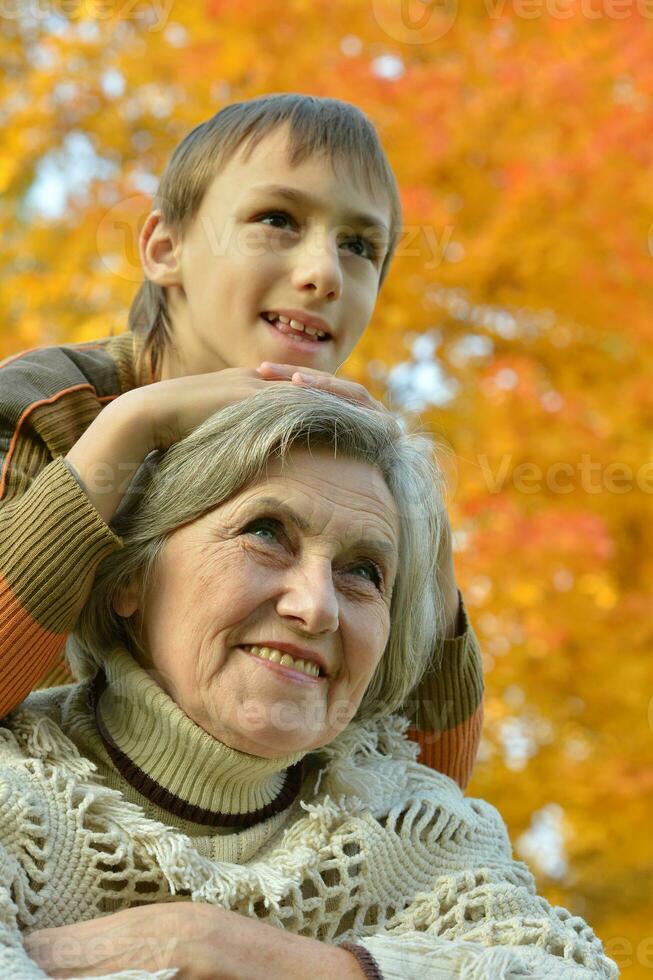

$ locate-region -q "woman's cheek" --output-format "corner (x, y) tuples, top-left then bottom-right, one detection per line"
(346, 602), (389, 674)
(209, 546), (276, 608)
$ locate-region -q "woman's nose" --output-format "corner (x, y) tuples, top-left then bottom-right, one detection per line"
(290, 230), (343, 301)
(275, 560), (339, 634)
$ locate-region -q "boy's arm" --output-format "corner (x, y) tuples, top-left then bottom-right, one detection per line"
(403, 591), (485, 790)
(0, 431), (123, 714)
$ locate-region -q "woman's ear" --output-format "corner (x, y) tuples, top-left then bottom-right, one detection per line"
(112, 581), (141, 618)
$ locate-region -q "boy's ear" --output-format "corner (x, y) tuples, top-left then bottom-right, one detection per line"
(112, 580), (141, 618)
(139, 209), (183, 287)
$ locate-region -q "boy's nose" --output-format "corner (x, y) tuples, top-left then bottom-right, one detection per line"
(290, 233), (343, 301)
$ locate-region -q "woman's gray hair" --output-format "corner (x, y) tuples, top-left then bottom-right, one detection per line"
(70, 385), (448, 722)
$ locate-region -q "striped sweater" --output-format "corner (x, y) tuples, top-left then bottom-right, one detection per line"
(0, 329), (484, 788)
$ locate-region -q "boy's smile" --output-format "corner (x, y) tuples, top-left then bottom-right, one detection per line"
(259, 309), (332, 348)
(140, 123), (393, 380)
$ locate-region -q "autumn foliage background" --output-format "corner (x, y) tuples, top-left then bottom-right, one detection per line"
(1, 0), (652, 972)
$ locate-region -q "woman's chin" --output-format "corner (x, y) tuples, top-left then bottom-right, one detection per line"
(218, 729), (318, 758)
(201, 689), (359, 757)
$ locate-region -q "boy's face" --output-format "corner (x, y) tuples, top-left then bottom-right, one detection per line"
(145, 124), (392, 377)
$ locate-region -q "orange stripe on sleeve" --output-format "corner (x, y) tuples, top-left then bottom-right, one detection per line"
(0, 340), (108, 371)
(406, 701), (484, 791)
(0, 570), (68, 716)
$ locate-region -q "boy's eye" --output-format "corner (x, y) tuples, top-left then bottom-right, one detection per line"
(256, 210), (378, 262)
(257, 211), (294, 231)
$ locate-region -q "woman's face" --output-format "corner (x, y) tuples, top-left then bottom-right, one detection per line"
(115, 447), (400, 758)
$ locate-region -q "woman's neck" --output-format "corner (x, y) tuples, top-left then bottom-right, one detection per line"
(88, 646), (309, 831)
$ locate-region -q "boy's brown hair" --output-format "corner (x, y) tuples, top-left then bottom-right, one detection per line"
(128, 93), (403, 386)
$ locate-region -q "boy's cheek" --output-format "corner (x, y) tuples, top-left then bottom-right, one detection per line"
(237, 227), (271, 258)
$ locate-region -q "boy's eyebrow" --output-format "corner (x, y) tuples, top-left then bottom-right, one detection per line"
(247, 183), (390, 240)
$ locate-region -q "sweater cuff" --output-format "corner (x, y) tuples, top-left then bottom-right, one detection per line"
(338, 941), (384, 979)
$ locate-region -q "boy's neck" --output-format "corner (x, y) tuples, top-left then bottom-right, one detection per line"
(154, 300), (230, 381)
(157, 335), (228, 382)
(157, 343), (182, 382)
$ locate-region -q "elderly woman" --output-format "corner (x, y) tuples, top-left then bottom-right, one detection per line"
(1, 386), (615, 980)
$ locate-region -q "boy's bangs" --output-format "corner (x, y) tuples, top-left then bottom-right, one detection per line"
(226, 109), (392, 208)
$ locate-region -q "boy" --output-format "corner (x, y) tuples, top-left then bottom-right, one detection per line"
(0, 93), (483, 788)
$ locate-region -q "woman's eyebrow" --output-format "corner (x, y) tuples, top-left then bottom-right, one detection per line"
(252, 497), (310, 531)
(247, 183), (390, 240)
(347, 537), (396, 559)
(250, 496), (397, 559)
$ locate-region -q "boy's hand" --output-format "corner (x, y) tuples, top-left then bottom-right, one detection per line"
(67, 367), (285, 527)
(139, 366), (294, 452)
(256, 362), (385, 412)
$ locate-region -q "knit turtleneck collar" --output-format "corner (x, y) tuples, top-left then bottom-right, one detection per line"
(89, 647), (307, 830)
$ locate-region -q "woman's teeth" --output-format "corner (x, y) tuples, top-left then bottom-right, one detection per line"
(264, 313), (328, 341)
(243, 644), (321, 678)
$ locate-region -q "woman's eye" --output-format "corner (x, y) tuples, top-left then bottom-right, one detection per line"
(244, 518), (284, 543)
(347, 561), (384, 589)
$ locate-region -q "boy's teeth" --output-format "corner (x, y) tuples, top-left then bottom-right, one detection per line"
(266, 314), (327, 340)
(295, 321), (320, 336)
(244, 644), (321, 678)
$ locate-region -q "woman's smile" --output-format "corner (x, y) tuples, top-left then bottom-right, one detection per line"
(238, 645), (325, 687)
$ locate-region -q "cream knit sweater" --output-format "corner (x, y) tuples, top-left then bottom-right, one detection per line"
(0, 647), (617, 980)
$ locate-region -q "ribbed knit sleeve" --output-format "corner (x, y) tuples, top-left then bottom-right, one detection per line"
(0, 336), (136, 715)
(401, 592), (484, 790)
(0, 455), (122, 717)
